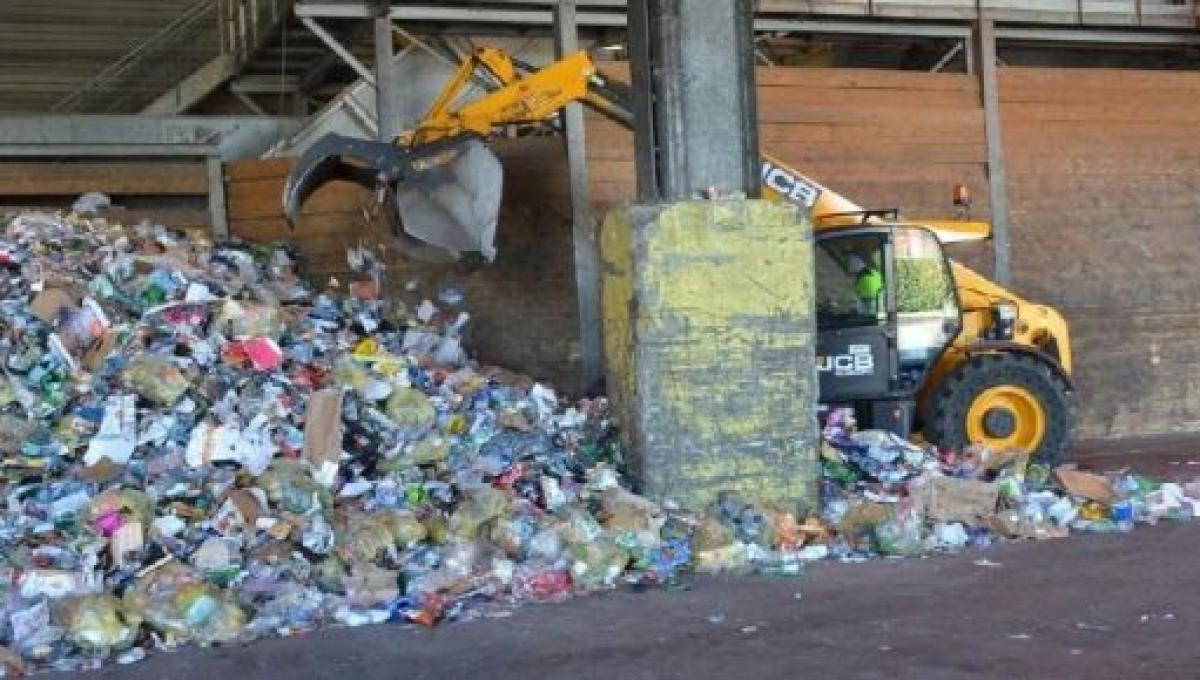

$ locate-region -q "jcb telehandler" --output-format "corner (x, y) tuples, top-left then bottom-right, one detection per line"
(283, 47), (1076, 463)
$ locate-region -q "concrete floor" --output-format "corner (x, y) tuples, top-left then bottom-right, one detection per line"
(45, 445), (1200, 680)
(52, 523), (1200, 680)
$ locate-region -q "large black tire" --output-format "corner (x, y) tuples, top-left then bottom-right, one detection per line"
(926, 353), (1076, 466)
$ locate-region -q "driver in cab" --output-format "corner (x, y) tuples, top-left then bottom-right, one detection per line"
(846, 254), (882, 315)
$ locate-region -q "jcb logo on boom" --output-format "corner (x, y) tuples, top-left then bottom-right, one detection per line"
(762, 161), (822, 208)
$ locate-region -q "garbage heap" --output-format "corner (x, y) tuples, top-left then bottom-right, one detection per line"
(0, 210), (690, 673)
(0, 207), (1195, 674)
(819, 408), (1200, 557)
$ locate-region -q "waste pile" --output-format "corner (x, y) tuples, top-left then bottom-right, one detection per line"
(0, 204), (1195, 674)
(819, 407), (1200, 557)
(0, 208), (663, 673)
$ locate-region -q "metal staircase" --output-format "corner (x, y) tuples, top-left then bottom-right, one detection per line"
(51, 0), (297, 114)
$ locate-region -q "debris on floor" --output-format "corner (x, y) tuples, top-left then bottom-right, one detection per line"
(0, 203), (1194, 673)
(817, 407), (1198, 561)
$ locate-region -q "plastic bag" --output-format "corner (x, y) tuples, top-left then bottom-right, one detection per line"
(599, 487), (663, 561)
(57, 594), (137, 652)
(408, 437), (451, 466)
(385, 387), (437, 430)
(568, 538), (628, 590)
(874, 504), (926, 557)
(341, 513), (400, 565)
(344, 564), (401, 607)
(448, 487), (509, 540)
(123, 563), (245, 644)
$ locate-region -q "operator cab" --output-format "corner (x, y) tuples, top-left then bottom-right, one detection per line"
(815, 225), (962, 436)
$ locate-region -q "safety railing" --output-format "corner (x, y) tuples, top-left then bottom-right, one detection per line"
(776, 0), (1196, 27)
(219, 0), (295, 64)
(52, 0), (293, 113)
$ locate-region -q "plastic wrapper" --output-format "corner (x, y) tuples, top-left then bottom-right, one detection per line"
(344, 564), (401, 607)
(411, 541), (497, 597)
(124, 355), (189, 405)
(87, 489), (154, 535)
(245, 583), (329, 637)
(123, 563), (245, 644)
(211, 299), (284, 340)
(333, 356), (392, 401)
(57, 594), (137, 652)
(9, 600), (62, 659)
(489, 512), (540, 560)
(510, 566), (572, 602)
(259, 461), (333, 515)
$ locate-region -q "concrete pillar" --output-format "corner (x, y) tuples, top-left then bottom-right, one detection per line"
(600, 200), (820, 511)
(627, 0), (761, 200)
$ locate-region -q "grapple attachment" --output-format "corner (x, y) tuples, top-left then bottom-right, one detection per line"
(282, 134), (503, 262)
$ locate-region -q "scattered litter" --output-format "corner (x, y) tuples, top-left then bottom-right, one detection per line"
(972, 559), (1002, 568)
(1075, 622), (1111, 632)
(1009, 633), (1032, 640)
(819, 406), (1200, 563)
(706, 613), (726, 624)
(740, 625), (758, 634)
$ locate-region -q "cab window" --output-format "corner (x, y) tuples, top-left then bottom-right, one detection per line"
(893, 227), (960, 376)
(815, 235), (886, 330)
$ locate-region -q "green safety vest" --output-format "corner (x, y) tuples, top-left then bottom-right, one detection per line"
(855, 268), (882, 302)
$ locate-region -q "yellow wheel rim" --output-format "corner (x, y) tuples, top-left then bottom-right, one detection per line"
(965, 385), (1046, 452)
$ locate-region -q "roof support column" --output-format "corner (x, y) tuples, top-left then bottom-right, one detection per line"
(974, 14), (1012, 285)
(553, 0), (603, 390)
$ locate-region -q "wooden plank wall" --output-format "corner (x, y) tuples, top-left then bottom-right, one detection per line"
(0, 159), (212, 228)
(1000, 67), (1200, 440)
(230, 65), (1200, 440)
(587, 67), (988, 224)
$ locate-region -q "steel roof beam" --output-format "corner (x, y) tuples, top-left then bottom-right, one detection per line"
(294, 2), (1200, 45)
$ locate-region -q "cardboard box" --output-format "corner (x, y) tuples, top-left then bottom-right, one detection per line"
(921, 476), (999, 523)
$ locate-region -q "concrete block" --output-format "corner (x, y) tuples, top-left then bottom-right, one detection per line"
(600, 199), (819, 512)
